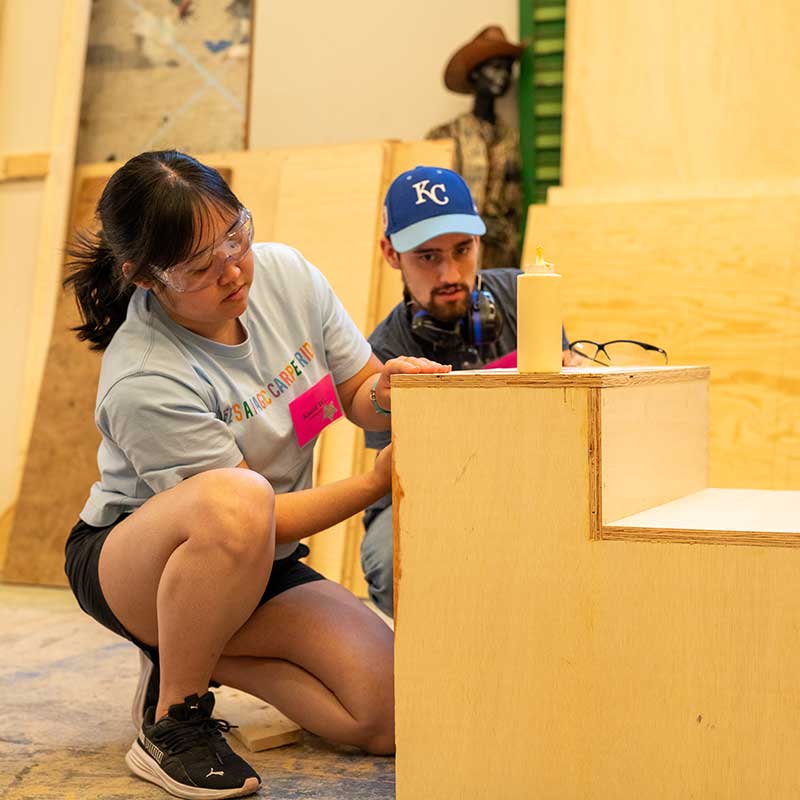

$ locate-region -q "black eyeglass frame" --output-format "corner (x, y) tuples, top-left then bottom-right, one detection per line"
(568, 339), (669, 366)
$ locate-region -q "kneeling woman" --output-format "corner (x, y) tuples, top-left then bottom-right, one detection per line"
(63, 150), (449, 799)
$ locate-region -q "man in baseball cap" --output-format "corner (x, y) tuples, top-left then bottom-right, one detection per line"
(380, 165), (487, 326)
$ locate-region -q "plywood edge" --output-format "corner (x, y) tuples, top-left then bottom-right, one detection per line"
(601, 526), (800, 548)
(392, 366), (709, 390)
(338, 141), (393, 596)
(602, 488), (800, 546)
(547, 179), (800, 206)
(0, 152), (50, 182)
(391, 436), (404, 627)
(0, 503), (16, 578)
(366, 142), (394, 333)
(587, 388), (602, 541)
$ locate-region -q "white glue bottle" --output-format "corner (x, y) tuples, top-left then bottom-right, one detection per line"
(517, 247), (563, 373)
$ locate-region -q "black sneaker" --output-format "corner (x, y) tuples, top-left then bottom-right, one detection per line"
(126, 691), (261, 799)
(131, 650), (160, 731)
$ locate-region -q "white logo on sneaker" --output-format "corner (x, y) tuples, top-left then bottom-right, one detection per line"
(141, 736), (165, 764)
(206, 769), (225, 777)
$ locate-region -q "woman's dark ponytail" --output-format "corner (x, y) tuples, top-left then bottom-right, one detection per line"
(64, 229), (135, 351)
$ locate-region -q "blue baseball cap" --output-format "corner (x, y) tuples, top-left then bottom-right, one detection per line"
(382, 165), (486, 252)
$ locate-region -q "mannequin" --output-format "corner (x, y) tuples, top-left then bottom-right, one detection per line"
(470, 56), (514, 125)
(427, 27), (525, 270)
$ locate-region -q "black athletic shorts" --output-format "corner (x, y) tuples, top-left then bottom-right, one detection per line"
(64, 516), (325, 662)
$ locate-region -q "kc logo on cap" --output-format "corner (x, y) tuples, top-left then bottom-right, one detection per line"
(412, 179), (450, 206)
(383, 165), (486, 253)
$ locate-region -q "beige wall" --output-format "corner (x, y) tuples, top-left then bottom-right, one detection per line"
(249, 1), (519, 148)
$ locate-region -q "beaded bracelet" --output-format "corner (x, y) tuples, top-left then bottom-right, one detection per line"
(369, 375), (391, 415)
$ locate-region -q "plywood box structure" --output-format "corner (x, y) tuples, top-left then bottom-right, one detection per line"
(392, 367), (800, 799)
(1, 138), (454, 589)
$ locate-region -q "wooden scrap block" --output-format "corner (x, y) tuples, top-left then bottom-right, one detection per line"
(0, 152), (50, 182)
(212, 686), (303, 752)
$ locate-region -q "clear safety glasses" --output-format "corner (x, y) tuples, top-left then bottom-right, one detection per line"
(153, 207), (254, 293)
(569, 339), (669, 367)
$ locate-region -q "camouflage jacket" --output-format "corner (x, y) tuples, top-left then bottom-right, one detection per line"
(427, 111), (522, 269)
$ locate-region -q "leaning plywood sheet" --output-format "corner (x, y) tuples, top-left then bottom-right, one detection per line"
(523, 194), (800, 490)
(267, 141), (390, 581)
(0, 180), (47, 568)
(0, 0), (91, 573)
(338, 138), (455, 595)
(2, 173), (108, 585)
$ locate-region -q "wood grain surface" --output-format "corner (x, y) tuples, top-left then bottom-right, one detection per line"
(393, 375), (800, 799)
(562, 1), (800, 188)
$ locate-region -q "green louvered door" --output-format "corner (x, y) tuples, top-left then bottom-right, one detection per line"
(518, 0), (566, 232)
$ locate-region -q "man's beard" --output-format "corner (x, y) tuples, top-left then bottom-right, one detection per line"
(413, 283), (472, 324)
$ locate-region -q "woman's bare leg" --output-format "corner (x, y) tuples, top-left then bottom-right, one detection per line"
(214, 580), (394, 754)
(97, 467), (275, 719)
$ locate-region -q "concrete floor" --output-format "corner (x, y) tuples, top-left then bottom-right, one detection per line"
(0, 583), (395, 799)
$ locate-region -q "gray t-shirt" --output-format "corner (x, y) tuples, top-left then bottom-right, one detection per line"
(81, 242), (372, 559)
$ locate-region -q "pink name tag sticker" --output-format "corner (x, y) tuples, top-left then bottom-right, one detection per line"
(483, 350), (517, 369)
(289, 373), (343, 448)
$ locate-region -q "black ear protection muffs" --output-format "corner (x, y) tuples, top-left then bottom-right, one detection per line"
(407, 273), (504, 350)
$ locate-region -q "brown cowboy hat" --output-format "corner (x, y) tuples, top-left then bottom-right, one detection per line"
(444, 25), (526, 94)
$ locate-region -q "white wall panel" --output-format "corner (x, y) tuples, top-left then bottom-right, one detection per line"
(249, 1), (518, 148)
